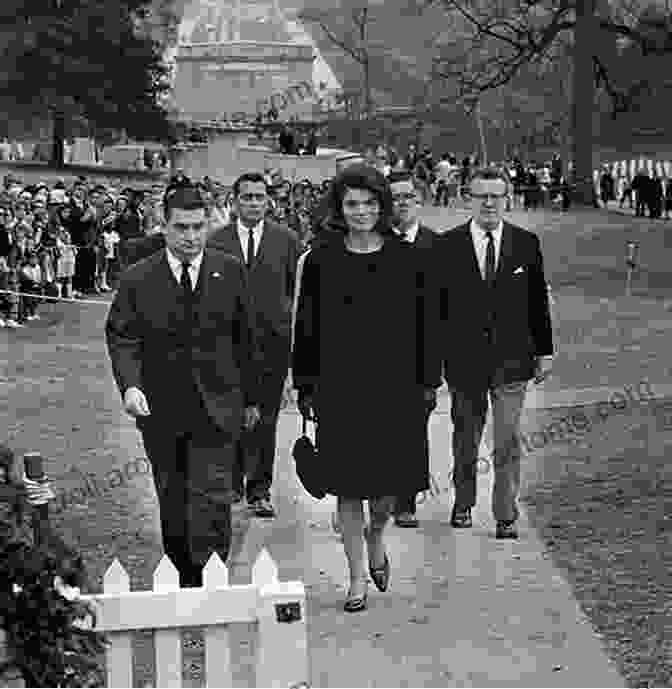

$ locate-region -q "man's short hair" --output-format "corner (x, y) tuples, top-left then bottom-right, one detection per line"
(387, 171), (416, 188)
(163, 184), (207, 222)
(469, 167), (509, 186)
(232, 172), (269, 197)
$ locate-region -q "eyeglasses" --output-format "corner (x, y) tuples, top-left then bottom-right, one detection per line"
(470, 193), (507, 201)
(392, 193), (417, 202)
(238, 193), (267, 202)
(343, 199), (380, 210)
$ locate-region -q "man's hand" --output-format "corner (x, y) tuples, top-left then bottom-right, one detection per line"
(124, 387), (151, 417)
(533, 356), (553, 384)
(244, 406), (261, 430)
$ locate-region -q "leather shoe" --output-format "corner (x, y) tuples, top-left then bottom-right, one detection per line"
(496, 520), (518, 539)
(344, 582), (368, 612)
(249, 497), (276, 518)
(450, 507), (472, 528)
(394, 512), (419, 528)
(369, 552), (390, 592)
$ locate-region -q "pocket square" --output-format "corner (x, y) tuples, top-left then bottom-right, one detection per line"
(211, 271), (222, 278)
(513, 266), (526, 275)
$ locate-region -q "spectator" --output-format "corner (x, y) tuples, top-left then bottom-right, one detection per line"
(67, 183), (98, 295)
(55, 225), (76, 299)
(665, 175), (672, 220)
(100, 219), (120, 291)
(19, 252), (44, 322)
(631, 167), (650, 217)
(650, 170), (664, 219)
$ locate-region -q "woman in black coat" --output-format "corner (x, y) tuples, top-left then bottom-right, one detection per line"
(292, 165), (442, 612)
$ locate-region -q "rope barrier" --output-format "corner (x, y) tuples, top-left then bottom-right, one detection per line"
(0, 288), (111, 306)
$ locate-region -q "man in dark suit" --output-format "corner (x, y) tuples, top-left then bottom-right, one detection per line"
(209, 173), (301, 518)
(388, 171), (441, 528)
(105, 185), (260, 587)
(440, 167), (554, 539)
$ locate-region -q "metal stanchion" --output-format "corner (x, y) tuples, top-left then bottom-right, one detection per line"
(625, 240), (639, 297)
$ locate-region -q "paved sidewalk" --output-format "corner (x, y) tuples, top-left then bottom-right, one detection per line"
(228, 410), (626, 687)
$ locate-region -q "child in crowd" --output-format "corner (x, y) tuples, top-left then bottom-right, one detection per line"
(19, 251), (43, 322)
(100, 223), (120, 291)
(55, 226), (76, 299)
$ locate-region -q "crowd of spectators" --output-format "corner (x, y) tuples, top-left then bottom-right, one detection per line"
(0, 143), (597, 328)
(0, 174), (163, 327)
(599, 164), (672, 219)
(365, 145), (572, 212)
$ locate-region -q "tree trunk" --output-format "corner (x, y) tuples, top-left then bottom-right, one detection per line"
(362, 59), (372, 118)
(475, 100), (487, 166)
(50, 110), (65, 169)
(571, 0), (597, 205)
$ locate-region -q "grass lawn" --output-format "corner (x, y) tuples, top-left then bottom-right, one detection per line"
(520, 398), (672, 688)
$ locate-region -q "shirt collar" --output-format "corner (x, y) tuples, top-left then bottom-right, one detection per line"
(165, 247), (204, 272)
(237, 218), (264, 234)
(396, 220), (420, 243)
(470, 218), (504, 240)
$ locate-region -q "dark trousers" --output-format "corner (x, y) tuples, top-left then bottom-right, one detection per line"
(233, 370), (286, 502)
(19, 279), (42, 318)
(636, 194), (648, 217)
(141, 410), (236, 588)
(394, 408), (432, 516)
(74, 247), (96, 292)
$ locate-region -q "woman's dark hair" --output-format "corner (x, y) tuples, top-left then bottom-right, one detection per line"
(326, 164), (394, 236)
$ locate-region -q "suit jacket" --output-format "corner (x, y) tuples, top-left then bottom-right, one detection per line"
(105, 248), (259, 435)
(118, 233), (165, 269)
(439, 220), (553, 389)
(208, 220), (301, 373)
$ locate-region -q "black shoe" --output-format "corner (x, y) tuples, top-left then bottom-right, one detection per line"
(394, 512), (419, 528)
(249, 496), (276, 518)
(369, 552), (390, 592)
(344, 582), (368, 613)
(450, 507), (472, 528)
(496, 520), (518, 539)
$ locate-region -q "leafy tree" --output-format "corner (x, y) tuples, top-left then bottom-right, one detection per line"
(426, 0), (672, 202)
(0, 0), (174, 167)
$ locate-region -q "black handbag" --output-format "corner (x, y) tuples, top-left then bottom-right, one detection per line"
(292, 415), (326, 500)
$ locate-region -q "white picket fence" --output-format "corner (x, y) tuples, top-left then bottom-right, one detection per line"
(81, 549), (308, 688)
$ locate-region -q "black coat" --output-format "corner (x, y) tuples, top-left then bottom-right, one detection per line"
(106, 248), (259, 434)
(438, 221), (553, 390)
(292, 236), (442, 498)
(208, 221), (301, 373)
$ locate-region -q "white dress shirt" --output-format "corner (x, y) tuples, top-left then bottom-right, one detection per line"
(396, 220), (420, 244)
(469, 219), (503, 279)
(165, 248), (204, 291)
(469, 219), (554, 361)
(237, 218), (264, 263)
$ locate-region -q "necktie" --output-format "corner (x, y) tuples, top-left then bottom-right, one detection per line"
(180, 261), (193, 294)
(246, 228), (255, 269)
(484, 230), (496, 287)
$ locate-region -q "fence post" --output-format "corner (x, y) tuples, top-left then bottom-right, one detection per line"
(153, 556), (182, 688)
(253, 549), (309, 688)
(203, 553), (233, 687)
(103, 559), (133, 688)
